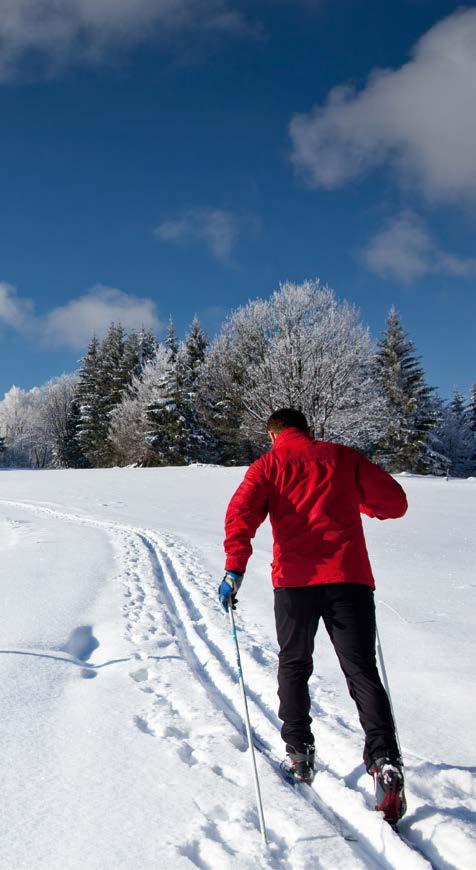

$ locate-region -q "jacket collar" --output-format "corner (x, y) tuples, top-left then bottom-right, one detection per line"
(272, 427), (313, 450)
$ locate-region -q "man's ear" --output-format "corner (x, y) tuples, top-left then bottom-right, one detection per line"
(268, 430), (277, 444)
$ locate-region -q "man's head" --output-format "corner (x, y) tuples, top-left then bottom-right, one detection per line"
(266, 408), (310, 442)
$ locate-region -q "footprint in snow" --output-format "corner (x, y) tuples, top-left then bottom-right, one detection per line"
(61, 625), (99, 662)
(130, 667), (149, 682)
(134, 716), (155, 736)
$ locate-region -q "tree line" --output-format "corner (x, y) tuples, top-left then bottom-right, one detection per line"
(0, 281), (474, 477)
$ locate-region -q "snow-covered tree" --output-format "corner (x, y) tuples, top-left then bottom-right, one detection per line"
(110, 318), (216, 466)
(77, 323), (157, 466)
(433, 390), (475, 477)
(180, 317), (218, 462)
(145, 344), (189, 465)
(0, 385), (38, 466)
(77, 335), (106, 465)
(60, 397), (89, 468)
(122, 330), (142, 382)
(374, 308), (436, 472)
(470, 384), (476, 434)
(108, 353), (166, 466)
(139, 327), (158, 368)
(200, 281), (387, 456)
(184, 316), (208, 383)
(100, 323), (128, 413)
(165, 317), (179, 362)
(0, 375), (81, 468)
(469, 383), (476, 470)
(36, 374), (83, 467)
(109, 394), (147, 466)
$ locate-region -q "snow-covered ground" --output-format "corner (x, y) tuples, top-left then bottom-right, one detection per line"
(0, 467), (474, 870)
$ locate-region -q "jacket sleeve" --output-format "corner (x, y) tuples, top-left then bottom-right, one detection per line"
(224, 458), (269, 573)
(356, 454), (408, 520)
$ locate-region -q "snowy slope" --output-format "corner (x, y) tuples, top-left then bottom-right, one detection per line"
(0, 468), (474, 870)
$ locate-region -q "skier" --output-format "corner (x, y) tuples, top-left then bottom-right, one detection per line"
(218, 408), (408, 824)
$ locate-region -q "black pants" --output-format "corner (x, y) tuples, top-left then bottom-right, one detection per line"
(274, 583), (399, 769)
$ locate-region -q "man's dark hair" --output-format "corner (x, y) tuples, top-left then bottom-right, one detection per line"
(266, 408), (310, 434)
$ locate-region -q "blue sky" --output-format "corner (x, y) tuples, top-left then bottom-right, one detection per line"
(0, 0), (474, 399)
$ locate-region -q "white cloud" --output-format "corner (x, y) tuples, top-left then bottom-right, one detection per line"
(0, 282), (161, 349)
(43, 285), (161, 349)
(0, 282), (33, 330)
(0, 0), (249, 79)
(290, 8), (476, 202)
(363, 211), (476, 284)
(155, 208), (240, 261)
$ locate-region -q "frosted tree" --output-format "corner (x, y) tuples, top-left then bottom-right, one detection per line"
(77, 323), (156, 466)
(201, 281), (387, 456)
(165, 317), (179, 361)
(62, 398), (89, 468)
(0, 376), (80, 468)
(470, 384), (476, 435)
(181, 317), (218, 462)
(0, 385), (38, 466)
(100, 322), (128, 413)
(184, 316), (208, 382)
(469, 384), (476, 470)
(139, 327), (158, 368)
(37, 374), (82, 467)
(145, 343), (188, 465)
(111, 320), (214, 466)
(121, 328), (158, 383)
(374, 308), (436, 472)
(109, 394), (145, 466)
(122, 330), (142, 382)
(109, 353), (167, 465)
(77, 335), (106, 465)
(434, 390), (474, 477)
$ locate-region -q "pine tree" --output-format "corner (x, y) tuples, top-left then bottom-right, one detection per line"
(469, 383), (476, 472)
(61, 399), (89, 468)
(123, 330), (142, 382)
(145, 344), (188, 465)
(182, 316), (218, 462)
(138, 327), (158, 368)
(77, 324), (133, 466)
(433, 390), (474, 478)
(374, 308), (436, 472)
(77, 336), (106, 465)
(470, 384), (476, 435)
(0, 435), (5, 464)
(100, 323), (128, 413)
(185, 316), (208, 383)
(165, 317), (178, 361)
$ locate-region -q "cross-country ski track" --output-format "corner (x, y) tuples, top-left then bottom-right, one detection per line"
(0, 492), (473, 870)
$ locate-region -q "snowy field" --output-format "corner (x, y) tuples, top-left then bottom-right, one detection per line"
(0, 467), (474, 870)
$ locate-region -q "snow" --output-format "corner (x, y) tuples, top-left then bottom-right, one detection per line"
(0, 468), (474, 869)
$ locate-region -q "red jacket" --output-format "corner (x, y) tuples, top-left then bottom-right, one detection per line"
(224, 428), (407, 589)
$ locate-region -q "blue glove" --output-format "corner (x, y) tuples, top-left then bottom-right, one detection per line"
(218, 571), (243, 612)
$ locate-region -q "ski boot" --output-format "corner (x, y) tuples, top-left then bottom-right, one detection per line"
(282, 743), (315, 785)
(369, 755), (406, 826)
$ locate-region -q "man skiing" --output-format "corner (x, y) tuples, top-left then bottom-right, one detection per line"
(218, 408), (408, 824)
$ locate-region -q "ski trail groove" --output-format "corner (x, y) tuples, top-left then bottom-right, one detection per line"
(0, 498), (439, 869)
(145, 529), (431, 870)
